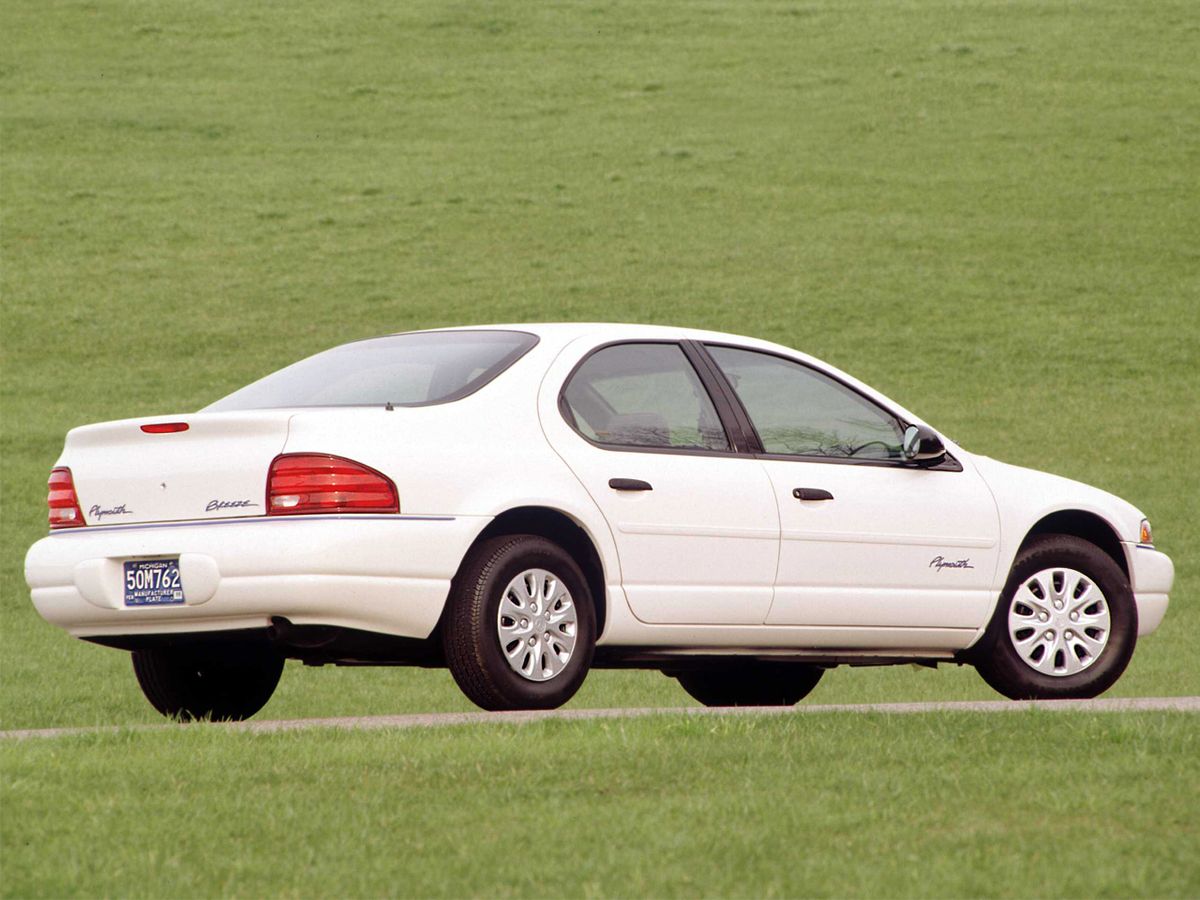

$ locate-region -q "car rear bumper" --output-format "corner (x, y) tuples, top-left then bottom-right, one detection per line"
(24, 514), (489, 641)
(1127, 543), (1173, 635)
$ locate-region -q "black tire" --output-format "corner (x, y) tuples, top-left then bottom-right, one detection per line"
(674, 661), (824, 707)
(132, 644), (284, 721)
(443, 534), (596, 711)
(973, 534), (1137, 700)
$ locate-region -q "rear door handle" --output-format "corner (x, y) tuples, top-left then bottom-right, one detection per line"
(792, 487), (833, 501)
(609, 478), (653, 492)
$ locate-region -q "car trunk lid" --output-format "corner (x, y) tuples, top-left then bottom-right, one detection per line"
(59, 411), (294, 526)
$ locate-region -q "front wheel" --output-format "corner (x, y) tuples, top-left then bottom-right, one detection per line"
(674, 661), (824, 707)
(973, 534), (1137, 700)
(443, 535), (596, 711)
(132, 644), (284, 721)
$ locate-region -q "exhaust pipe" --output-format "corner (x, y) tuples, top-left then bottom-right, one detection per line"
(267, 616), (338, 649)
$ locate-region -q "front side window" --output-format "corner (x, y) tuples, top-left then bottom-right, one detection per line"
(205, 330), (537, 411)
(562, 343), (729, 451)
(707, 345), (904, 460)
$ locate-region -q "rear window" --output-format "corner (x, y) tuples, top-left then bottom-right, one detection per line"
(204, 330), (538, 411)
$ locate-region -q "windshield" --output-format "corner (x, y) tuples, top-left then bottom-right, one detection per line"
(204, 330), (538, 411)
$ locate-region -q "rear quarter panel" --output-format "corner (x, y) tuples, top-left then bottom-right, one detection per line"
(279, 342), (624, 586)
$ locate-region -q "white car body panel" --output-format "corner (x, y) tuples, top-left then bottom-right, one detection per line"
(1126, 548), (1172, 634)
(25, 322), (1172, 665)
(539, 366), (781, 626)
(26, 515), (486, 639)
(759, 455), (1001, 629)
(967, 453), (1175, 637)
(548, 449), (780, 627)
(57, 410), (294, 526)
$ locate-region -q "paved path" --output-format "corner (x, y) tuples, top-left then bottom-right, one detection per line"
(3, 696), (1196, 741)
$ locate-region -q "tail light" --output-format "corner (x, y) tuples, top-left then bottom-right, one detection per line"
(48, 467), (86, 529)
(267, 454), (398, 516)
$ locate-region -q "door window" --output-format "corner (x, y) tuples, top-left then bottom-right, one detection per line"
(707, 345), (903, 460)
(562, 344), (730, 451)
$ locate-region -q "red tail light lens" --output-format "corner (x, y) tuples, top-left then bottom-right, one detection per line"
(141, 422), (189, 434)
(267, 454), (398, 516)
(48, 467), (86, 529)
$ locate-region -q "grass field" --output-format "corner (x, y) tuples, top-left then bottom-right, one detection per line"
(2, 0), (1197, 895)
(5, 713), (1199, 898)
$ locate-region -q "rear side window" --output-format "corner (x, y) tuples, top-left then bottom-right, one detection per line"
(205, 330), (537, 411)
(562, 343), (730, 451)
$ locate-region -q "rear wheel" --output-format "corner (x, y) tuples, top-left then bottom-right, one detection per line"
(974, 534), (1137, 700)
(132, 644), (284, 721)
(443, 534), (596, 711)
(674, 661), (824, 707)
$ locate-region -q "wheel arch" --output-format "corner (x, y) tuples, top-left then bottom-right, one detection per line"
(1019, 510), (1129, 580)
(458, 506), (609, 640)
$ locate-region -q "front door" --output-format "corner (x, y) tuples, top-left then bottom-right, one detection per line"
(703, 344), (1001, 631)
(546, 341), (779, 625)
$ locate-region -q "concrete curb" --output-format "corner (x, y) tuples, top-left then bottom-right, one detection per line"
(3, 696), (1196, 741)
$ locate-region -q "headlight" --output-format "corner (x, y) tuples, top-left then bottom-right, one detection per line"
(1139, 519), (1153, 545)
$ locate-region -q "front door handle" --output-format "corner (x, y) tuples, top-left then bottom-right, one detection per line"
(609, 478), (653, 492)
(792, 487), (833, 501)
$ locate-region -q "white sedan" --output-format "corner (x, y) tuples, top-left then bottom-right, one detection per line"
(25, 324), (1174, 718)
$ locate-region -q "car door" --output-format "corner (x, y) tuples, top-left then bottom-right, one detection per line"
(543, 340), (779, 626)
(701, 343), (1001, 631)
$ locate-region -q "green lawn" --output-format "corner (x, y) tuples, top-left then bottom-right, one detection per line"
(2, 0), (1197, 895)
(4, 712), (1198, 898)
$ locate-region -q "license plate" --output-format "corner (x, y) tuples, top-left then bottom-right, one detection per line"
(123, 559), (185, 606)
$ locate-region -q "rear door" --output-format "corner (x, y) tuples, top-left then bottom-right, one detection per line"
(543, 341), (779, 625)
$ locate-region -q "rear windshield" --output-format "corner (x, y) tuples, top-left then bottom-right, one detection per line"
(205, 330), (538, 411)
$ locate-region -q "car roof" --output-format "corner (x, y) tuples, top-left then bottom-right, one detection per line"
(387, 322), (787, 350)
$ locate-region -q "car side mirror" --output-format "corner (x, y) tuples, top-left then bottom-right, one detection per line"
(902, 424), (946, 465)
